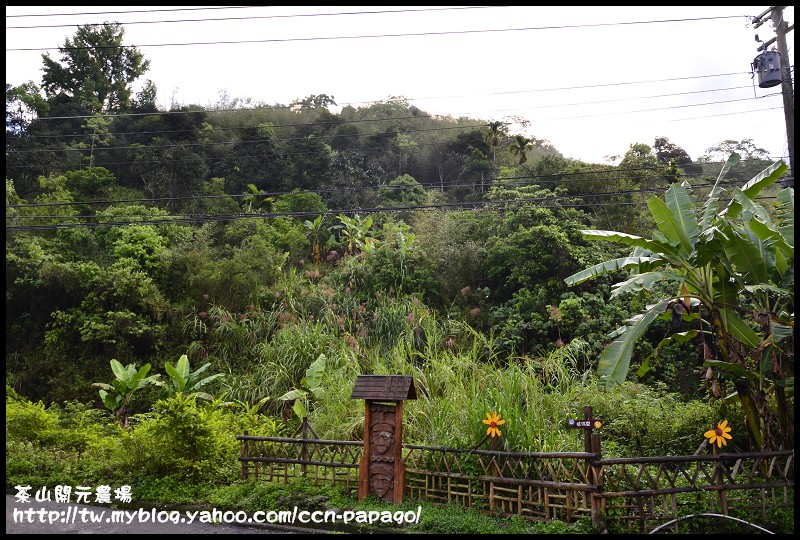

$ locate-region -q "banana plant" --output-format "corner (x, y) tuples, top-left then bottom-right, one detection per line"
(336, 214), (379, 256)
(162, 354), (225, 401)
(565, 154), (793, 450)
(303, 214), (330, 265)
(93, 359), (161, 427)
(277, 353), (327, 420)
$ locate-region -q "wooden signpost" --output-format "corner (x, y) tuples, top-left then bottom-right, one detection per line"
(351, 375), (416, 503)
(566, 405), (603, 454)
(567, 405), (604, 526)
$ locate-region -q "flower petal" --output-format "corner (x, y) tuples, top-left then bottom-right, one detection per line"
(495, 428), (502, 437)
(486, 427), (492, 436)
(496, 419), (506, 426)
(722, 432), (732, 440)
(719, 419), (728, 430)
(719, 437), (727, 447)
(486, 412), (493, 422)
(704, 429), (716, 438)
(482, 419), (491, 425)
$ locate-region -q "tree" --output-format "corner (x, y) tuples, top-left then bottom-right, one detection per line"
(393, 133), (417, 176)
(41, 22), (150, 113)
(509, 135), (533, 165)
(290, 94), (336, 112)
(303, 215), (328, 265)
(218, 123), (283, 195)
(565, 154), (793, 451)
(277, 354), (328, 420)
(77, 113), (114, 167)
(240, 183), (274, 213)
(653, 136), (700, 177)
(699, 139), (770, 163)
(379, 174), (428, 207)
(486, 121), (506, 169)
(132, 79), (159, 113)
(6, 82), (49, 135)
(653, 136), (692, 166)
(446, 129), (493, 190)
(128, 139), (209, 204)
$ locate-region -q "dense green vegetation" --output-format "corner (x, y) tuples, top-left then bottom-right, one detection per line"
(6, 21), (793, 533)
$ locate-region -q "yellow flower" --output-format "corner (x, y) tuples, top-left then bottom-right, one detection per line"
(704, 419), (733, 448)
(482, 411), (506, 438)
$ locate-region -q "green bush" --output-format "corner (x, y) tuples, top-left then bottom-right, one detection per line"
(123, 393), (239, 484)
(6, 393), (128, 488)
(573, 381), (745, 456)
(122, 393), (285, 487)
(6, 392), (58, 442)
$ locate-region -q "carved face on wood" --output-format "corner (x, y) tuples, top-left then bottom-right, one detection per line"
(370, 472), (393, 499)
(370, 419), (394, 455)
(372, 430), (393, 454)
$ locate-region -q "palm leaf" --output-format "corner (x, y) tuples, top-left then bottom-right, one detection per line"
(278, 388), (307, 402)
(175, 354), (190, 381)
(610, 270), (675, 298)
(304, 354), (327, 392)
(704, 359), (753, 380)
(110, 359), (127, 381)
(775, 188), (794, 246)
(729, 187), (772, 224)
(579, 230), (680, 258)
(164, 362), (183, 392)
(661, 183), (698, 251)
(722, 227), (768, 283)
(743, 217), (784, 276)
(563, 256), (661, 286)
(699, 152), (740, 231)
(719, 307), (761, 348)
(597, 299), (671, 391)
(721, 160), (788, 219)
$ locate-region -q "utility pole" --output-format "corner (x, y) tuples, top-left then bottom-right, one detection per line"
(754, 6), (794, 179)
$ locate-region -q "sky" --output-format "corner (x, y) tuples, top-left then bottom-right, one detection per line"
(5, 5), (795, 166)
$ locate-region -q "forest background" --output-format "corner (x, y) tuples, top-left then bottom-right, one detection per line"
(5, 22), (794, 528)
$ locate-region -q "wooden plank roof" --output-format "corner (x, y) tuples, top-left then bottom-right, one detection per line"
(350, 375), (417, 401)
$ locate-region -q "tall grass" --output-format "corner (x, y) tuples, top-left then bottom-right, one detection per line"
(213, 288), (725, 457)
(219, 319), (335, 411)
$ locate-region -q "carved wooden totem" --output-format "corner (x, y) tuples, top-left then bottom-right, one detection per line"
(351, 375), (416, 504)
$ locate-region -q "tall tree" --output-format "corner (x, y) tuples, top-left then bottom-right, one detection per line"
(41, 22), (150, 113)
(653, 136), (692, 166)
(699, 139), (770, 163)
(509, 135), (533, 165)
(485, 120), (507, 170)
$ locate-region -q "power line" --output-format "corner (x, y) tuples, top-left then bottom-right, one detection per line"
(6, 6), (257, 18)
(5, 180), (775, 232)
(7, 104), (783, 169)
(6, 6), (502, 29)
(6, 16), (751, 52)
(11, 91), (775, 156)
(4, 169), (760, 210)
(13, 82), (759, 139)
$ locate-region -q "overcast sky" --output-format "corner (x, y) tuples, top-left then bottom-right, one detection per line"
(5, 5), (794, 166)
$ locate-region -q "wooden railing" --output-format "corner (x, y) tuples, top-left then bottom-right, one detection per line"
(236, 428), (794, 533)
(597, 451), (794, 533)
